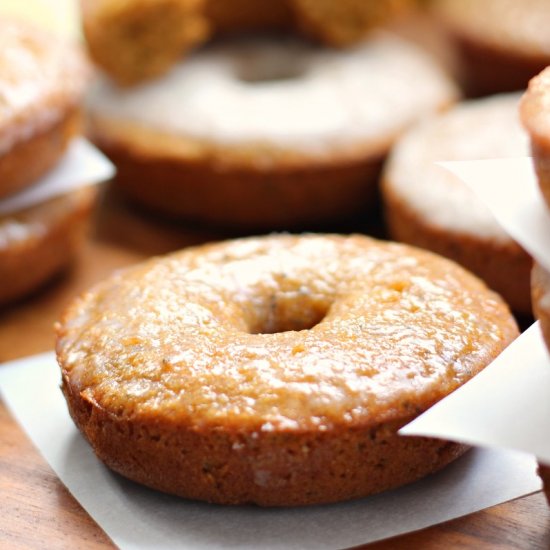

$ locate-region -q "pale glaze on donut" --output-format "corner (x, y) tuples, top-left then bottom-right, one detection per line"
(0, 19), (89, 155)
(385, 93), (529, 242)
(57, 234), (516, 432)
(88, 33), (457, 161)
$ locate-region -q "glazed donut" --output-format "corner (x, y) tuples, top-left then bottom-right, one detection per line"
(87, 34), (457, 229)
(81, 0), (415, 85)
(431, 0), (550, 96)
(521, 68), (550, 213)
(0, 19), (89, 198)
(56, 233), (518, 506)
(0, 187), (96, 306)
(383, 93), (532, 315)
(80, 0), (209, 86)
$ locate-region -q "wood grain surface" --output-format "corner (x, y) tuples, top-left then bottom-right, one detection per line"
(0, 184), (549, 549)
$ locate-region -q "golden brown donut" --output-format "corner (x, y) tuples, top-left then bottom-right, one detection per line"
(0, 19), (89, 198)
(87, 34), (457, 229)
(80, 0), (209, 87)
(0, 187), (96, 306)
(520, 68), (550, 213)
(431, 0), (550, 97)
(383, 93), (532, 315)
(56, 233), (518, 506)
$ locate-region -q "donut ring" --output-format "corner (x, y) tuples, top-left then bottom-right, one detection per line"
(56, 234), (517, 506)
(88, 34), (457, 229)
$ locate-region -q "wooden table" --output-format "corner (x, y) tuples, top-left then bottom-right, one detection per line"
(1, 185), (549, 549)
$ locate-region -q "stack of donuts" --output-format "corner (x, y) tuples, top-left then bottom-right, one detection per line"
(0, 18), (94, 305)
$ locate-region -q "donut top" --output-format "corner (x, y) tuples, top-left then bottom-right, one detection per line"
(0, 19), (89, 155)
(56, 234), (517, 433)
(433, 0), (550, 58)
(384, 94), (529, 242)
(521, 67), (550, 148)
(88, 33), (457, 160)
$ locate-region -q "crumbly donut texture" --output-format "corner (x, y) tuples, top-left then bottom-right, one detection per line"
(0, 187), (95, 305)
(431, 0), (550, 96)
(56, 234), (518, 506)
(0, 19), (89, 198)
(88, 34), (457, 228)
(521, 68), (550, 212)
(383, 93), (532, 314)
(81, 0), (209, 86)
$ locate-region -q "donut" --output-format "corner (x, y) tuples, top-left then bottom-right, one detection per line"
(520, 68), (550, 213)
(383, 93), (532, 315)
(87, 34), (457, 229)
(0, 19), (89, 199)
(56, 233), (518, 506)
(80, 0), (415, 85)
(0, 187), (96, 306)
(431, 0), (550, 97)
(80, 0), (210, 86)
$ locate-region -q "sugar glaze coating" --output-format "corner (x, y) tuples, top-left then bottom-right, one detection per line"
(57, 234), (518, 505)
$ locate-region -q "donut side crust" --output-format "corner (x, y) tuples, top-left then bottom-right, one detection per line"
(61, 374), (468, 506)
(88, 116), (386, 228)
(0, 108), (81, 200)
(0, 187), (96, 305)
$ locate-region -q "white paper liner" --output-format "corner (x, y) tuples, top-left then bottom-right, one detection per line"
(438, 157), (550, 272)
(0, 138), (115, 216)
(0, 353), (540, 549)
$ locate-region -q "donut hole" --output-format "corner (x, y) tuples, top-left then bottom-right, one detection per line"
(248, 292), (331, 334)
(232, 40), (310, 84)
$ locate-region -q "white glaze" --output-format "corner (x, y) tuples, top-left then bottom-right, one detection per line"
(88, 33), (457, 156)
(385, 93), (530, 242)
(0, 20), (87, 154)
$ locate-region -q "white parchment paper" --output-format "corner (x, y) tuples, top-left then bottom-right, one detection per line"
(0, 138), (115, 216)
(0, 353), (540, 549)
